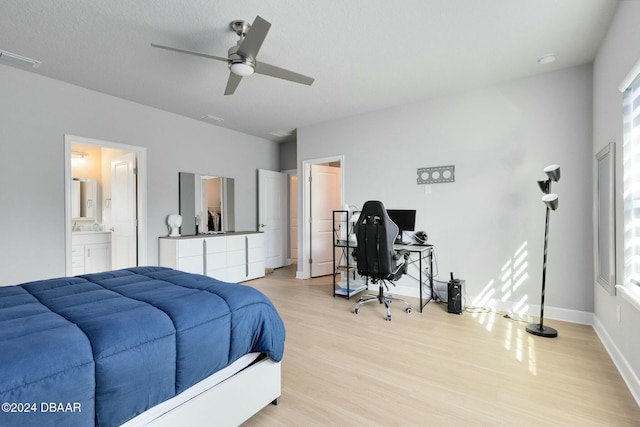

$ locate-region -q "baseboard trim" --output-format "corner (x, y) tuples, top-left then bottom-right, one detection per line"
(592, 315), (640, 406)
(537, 305), (594, 325)
(390, 285), (594, 324)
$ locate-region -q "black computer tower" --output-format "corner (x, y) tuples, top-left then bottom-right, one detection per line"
(447, 279), (463, 315)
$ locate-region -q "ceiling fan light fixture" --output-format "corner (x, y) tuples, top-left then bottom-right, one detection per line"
(230, 61), (254, 77)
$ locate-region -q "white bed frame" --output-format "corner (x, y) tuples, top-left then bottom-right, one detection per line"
(122, 355), (281, 427)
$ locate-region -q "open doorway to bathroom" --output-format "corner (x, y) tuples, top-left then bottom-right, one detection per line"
(64, 135), (147, 276)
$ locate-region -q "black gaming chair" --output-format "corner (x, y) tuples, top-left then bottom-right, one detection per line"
(353, 200), (411, 321)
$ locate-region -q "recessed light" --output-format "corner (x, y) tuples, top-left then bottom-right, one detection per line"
(269, 130), (292, 138)
(538, 53), (557, 65)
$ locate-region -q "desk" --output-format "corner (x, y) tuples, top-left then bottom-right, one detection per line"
(394, 244), (436, 312)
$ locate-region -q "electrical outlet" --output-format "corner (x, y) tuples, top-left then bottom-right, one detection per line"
(424, 185), (431, 195)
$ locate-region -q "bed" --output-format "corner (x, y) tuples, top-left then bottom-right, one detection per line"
(0, 266), (285, 427)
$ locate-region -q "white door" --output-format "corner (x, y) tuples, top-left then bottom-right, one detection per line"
(310, 164), (341, 277)
(111, 153), (137, 269)
(258, 169), (288, 269)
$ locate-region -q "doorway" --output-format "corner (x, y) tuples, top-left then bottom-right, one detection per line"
(64, 135), (147, 275)
(299, 156), (343, 279)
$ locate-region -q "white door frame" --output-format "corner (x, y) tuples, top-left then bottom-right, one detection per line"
(298, 155), (344, 279)
(64, 134), (147, 275)
(282, 168), (297, 266)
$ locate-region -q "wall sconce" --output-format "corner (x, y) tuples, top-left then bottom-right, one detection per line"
(71, 151), (89, 167)
(71, 151), (88, 159)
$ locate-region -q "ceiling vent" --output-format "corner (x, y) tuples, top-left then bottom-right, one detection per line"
(201, 114), (224, 123)
(0, 49), (41, 69)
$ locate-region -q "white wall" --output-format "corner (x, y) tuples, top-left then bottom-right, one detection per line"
(298, 64), (594, 321)
(592, 0), (640, 404)
(0, 65), (279, 286)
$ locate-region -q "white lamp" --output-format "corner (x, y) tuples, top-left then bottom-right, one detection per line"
(230, 60), (254, 77)
(167, 214), (182, 237)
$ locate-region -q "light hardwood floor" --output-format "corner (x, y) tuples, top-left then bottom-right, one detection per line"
(242, 266), (640, 426)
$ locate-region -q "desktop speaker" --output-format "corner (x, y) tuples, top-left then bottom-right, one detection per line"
(447, 279), (463, 315)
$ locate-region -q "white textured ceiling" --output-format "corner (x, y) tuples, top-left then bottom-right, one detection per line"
(0, 0), (619, 142)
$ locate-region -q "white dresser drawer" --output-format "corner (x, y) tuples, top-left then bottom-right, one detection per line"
(177, 239), (204, 257)
(205, 236), (226, 253)
(178, 255), (204, 275)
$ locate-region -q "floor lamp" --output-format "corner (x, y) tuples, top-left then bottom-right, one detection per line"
(526, 164), (560, 338)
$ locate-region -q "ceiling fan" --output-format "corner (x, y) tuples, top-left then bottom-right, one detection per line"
(151, 15), (314, 95)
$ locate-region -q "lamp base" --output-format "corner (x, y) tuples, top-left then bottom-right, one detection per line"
(525, 323), (558, 338)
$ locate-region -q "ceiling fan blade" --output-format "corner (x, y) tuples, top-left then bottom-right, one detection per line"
(254, 61), (315, 86)
(237, 16), (271, 59)
(150, 43), (228, 63)
(224, 72), (243, 95)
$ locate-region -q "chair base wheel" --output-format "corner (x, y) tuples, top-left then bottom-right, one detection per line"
(405, 307), (412, 314)
(354, 308), (359, 315)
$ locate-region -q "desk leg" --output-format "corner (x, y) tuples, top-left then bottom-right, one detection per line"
(430, 249), (435, 302)
(419, 254), (423, 312)
(420, 248), (435, 311)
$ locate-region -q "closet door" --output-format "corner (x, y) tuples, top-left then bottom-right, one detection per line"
(258, 169), (287, 269)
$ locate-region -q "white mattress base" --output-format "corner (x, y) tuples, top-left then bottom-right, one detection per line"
(122, 353), (280, 427)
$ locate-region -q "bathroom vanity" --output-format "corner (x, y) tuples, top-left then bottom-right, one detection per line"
(71, 231), (112, 276)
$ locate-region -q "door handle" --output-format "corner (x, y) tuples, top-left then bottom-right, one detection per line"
(259, 223), (267, 228)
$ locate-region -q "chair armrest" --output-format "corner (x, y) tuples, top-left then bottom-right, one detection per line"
(392, 249), (410, 276)
(394, 249), (410, 261)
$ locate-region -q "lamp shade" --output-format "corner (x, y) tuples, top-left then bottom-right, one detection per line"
(542, 193), (559, 210)
(544, 164), (561, 182)
(537, 180), (550, 194)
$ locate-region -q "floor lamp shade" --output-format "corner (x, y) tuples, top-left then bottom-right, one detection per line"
(537, 180), (550, 193)
(544, 164), (561, 182)
(542, 193), (558, 210)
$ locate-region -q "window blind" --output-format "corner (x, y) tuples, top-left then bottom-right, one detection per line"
(623, 73), (640, 287)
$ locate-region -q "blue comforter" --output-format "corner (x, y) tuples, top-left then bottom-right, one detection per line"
(0, 267), (285, 427)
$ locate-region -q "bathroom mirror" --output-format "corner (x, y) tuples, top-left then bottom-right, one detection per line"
(71, 178), (98, 221)
(179, 172), (235, 235)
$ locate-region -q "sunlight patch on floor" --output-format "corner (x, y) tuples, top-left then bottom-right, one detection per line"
(469, 241), (537, 374)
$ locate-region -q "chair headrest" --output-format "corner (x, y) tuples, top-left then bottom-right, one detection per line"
(358, 200), (388, 222)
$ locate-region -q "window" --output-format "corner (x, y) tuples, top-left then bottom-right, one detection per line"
(623, 72), (640, 291)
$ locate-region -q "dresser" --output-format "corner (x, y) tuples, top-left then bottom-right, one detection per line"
(158, 232), (265, 282)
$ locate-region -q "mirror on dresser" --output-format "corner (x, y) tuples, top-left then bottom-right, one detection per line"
(179, 172), (235, 235)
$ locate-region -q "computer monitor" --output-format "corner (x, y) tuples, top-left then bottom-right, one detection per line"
(386, 209), (416, 244)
